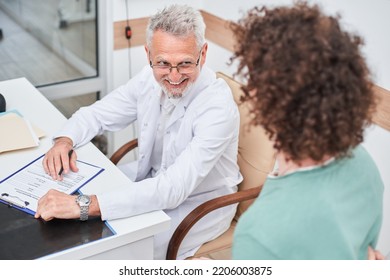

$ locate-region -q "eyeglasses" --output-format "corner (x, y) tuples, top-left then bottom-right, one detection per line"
(149, 49), (202, 75)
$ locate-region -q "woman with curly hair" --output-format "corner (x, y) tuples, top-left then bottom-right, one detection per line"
(231, 2), (384, 259)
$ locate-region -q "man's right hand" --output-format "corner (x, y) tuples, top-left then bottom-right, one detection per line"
(43, 137), (79, 180)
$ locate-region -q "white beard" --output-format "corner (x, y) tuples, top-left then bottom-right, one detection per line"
(160, 79), (193, 99)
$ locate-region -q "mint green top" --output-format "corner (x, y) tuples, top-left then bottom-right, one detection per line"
(232, 145), (384, 260)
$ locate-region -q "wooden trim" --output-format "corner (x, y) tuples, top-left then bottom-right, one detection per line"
(372, 85), (390, 132)
(113, 17), (149, 50)
(200, 10), (237, 52)
(113, 10), (237, 51)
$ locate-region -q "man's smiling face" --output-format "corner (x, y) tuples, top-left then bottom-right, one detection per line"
(146, 30), (207, 98)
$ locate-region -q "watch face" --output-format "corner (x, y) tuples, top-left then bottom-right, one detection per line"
(77, 195), (91, 206)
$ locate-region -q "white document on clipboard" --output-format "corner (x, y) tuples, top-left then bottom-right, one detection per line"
(0, 154), (104, 215)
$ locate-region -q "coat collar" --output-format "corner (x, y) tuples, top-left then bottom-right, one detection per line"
(166, 66), (215, 129)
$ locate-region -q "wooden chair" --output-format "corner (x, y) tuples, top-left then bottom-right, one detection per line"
(109, 72), (277, 259)
(372, 84), (390, 132)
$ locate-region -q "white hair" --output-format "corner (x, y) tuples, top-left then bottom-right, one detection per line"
(146, 4), (206, 50)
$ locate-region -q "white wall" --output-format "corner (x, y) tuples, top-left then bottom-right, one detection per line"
(107, 0), (390, 256)
(109, 0), (390, 119)
(363, 125), (390, 257)
(204, 0), (390, 90)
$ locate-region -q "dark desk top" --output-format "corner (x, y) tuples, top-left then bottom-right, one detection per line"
(0, 202), (114, 260)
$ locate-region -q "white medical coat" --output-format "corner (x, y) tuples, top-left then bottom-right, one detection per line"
(55, 65), (242, 259)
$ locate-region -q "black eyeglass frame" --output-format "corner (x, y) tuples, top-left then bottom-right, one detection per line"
(149, 48), (203, 74)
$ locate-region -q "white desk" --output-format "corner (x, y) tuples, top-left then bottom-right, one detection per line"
(0, 78), (170, 259)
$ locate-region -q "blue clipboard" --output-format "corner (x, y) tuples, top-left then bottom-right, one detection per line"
(0, 154), (104, 216)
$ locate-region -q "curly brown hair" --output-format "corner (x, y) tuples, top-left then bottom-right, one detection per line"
(231, 1), (377, 162)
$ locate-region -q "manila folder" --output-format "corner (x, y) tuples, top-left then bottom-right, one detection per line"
(0, 112), (40, 153)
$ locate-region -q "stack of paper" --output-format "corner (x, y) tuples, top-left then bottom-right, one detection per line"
(0, 111), (45, 153)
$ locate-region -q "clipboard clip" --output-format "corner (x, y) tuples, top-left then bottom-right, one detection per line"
(1, 193), (29, 209)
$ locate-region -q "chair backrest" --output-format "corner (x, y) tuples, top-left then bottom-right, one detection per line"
(372, 84), (390, 131)
(216, 72), (276, 220)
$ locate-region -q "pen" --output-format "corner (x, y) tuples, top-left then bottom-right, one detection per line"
(58, 149), (74, 176)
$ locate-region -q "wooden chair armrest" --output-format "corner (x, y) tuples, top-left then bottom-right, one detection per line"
(109, 139), (138, 165)
(166, 186), (262, 260)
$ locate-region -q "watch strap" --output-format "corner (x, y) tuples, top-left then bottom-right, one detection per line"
(76, 195), (90, 221)
(80, 205), (89, 221)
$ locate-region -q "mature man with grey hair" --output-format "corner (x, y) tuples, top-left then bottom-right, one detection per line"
(36, 4), (242, 260)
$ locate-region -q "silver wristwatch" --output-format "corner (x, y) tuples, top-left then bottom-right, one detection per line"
(76, 194), (91, 221)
